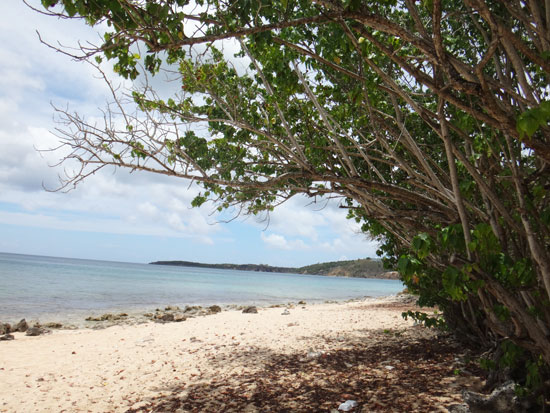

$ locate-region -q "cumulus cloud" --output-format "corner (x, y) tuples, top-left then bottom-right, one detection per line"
(0, 1), (221, 245)
(0, 1), (380, 265)
(260, 233), (308, 251)
(260, 199), (326, 240)
(254, 196), (380, 259)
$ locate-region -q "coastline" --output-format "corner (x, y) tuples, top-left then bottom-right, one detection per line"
(0, 295), (483, 412)
(0, 252), (404, 326)
(149, 259), (398, 280)
(0, 293), (403, 329)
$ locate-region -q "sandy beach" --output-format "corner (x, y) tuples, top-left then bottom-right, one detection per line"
(0, 296), (482, 412)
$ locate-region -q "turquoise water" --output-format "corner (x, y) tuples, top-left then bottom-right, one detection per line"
(0, 252), (403, 322)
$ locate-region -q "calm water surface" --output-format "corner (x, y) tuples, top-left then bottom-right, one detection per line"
(0, 252), (403, 322)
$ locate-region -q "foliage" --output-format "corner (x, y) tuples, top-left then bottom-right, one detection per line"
(402, 310), (446, 329)
(150, 258), (389, 278)
(39, 0), (550, 398)
(297, 258), (387, 278)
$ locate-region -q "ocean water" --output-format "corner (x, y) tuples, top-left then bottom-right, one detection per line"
(0, 252), (403, 323)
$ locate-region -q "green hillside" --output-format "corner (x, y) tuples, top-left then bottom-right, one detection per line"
(150, 258), (398, 279)
(296, 258), (392, 278)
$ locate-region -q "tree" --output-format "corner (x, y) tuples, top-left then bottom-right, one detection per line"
(38, 0), (550, 399)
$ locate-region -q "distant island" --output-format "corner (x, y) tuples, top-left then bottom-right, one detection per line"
(149, 258), (399, 280)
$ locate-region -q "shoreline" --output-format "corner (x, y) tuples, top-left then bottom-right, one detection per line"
(0, 295), (483, 412)
(1, 252), (404, 329)
(0, 293), (407, 330)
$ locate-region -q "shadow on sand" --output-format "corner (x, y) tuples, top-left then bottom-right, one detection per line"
(126, 327), (485, 413)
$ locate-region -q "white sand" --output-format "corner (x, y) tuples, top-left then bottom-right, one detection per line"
(0, 297), (453, 412)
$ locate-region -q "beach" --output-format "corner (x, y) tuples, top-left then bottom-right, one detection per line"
(0, 296), (482, 412)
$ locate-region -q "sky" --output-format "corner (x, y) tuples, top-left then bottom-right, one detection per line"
(0, 0), (380, 266)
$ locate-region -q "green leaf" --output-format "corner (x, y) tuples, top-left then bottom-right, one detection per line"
(63, 0), (77, 16)
(397, 256), (411, 276)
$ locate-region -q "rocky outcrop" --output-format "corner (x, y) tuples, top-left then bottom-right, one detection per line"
(380, 271), (400, 280)
(173, 313), (187, 322)
(25, 327), (50, 336)
(0, 323), (11, 335)
(85, 313), (128, 322)
(156, 313), (175, 322)
(242, 306), (258, 314)
(147, 306), (205, 323)
(44, 322), (63, 329)
(183, 306), (202, 314)
(448, 381), (534, 413)
(12, 319), (28, 333)
(208, 305), (222, 314)
(0, 319), (29, 334)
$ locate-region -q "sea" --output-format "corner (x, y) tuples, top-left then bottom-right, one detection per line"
(0, 252), (403, 324)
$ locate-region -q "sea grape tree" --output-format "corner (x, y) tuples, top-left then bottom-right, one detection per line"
(38, 0), (550, 396)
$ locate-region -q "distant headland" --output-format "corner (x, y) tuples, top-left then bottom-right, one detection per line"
(149, 258), (399, 280)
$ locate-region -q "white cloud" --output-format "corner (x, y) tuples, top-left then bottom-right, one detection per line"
(261, 199), (325, 240)
(0, 1), (380, 265)
(252, 196), (380, 258)
(0, 209), (171, 237)
(136, 202), (159, 218)
(261, 233), (288, 249)
(260, 233), (308, 251)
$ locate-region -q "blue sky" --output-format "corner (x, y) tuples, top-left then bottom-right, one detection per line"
(0, 1), (379, 266)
